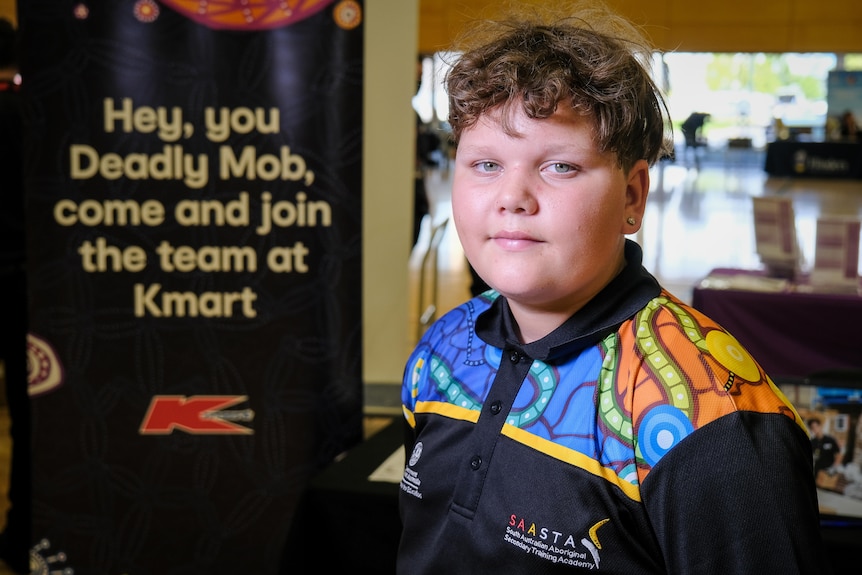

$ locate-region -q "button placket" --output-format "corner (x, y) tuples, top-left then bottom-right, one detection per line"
(450, 346), (532, 519)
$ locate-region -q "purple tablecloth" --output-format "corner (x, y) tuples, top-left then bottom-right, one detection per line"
(691, 269), (862, 381)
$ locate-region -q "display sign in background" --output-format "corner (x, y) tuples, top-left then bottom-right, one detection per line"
(18, 1), (364, 573)
(828, 70), (862, 128)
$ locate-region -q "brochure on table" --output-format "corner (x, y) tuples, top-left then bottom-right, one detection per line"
(810, 215), (861, 293)
(752, 196), (802, 279)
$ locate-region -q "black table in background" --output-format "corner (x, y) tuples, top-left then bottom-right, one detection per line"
(765, 140), (862, 178)
(281, 419), (403, 573)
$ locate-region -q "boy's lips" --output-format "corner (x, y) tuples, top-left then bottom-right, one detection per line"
(490, 230), (541, 249)
(492, 230), (537, 241)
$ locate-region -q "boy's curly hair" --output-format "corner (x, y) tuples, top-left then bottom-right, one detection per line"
(444, 2), (674, 170)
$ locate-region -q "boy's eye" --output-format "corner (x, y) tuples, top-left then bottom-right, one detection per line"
(478, 161), (500, 172)
(549, 162), (576, 174)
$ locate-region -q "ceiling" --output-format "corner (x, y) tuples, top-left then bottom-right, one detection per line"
(418, 0), (862, 54)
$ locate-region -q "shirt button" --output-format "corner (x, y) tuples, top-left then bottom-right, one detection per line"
(509, 351), (520, 363)
(490, 401), (502, 415)
(470, 455), (482, 470)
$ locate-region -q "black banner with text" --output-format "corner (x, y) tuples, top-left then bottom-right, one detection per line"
(18, 1), (364, 572)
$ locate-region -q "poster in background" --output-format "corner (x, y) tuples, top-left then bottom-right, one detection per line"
(827, 70), (862, 127)
(18, 1), (364, 572)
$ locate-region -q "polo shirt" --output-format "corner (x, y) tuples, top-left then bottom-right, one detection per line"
(398, 240), (827, 574)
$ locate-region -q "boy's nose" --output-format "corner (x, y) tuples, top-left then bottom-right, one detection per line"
(496, 171), (539, 214)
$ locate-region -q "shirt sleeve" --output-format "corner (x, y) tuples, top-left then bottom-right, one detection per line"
(640, 410), (831, 574)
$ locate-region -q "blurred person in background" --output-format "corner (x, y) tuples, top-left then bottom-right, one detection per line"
(840, 109), (860, 141)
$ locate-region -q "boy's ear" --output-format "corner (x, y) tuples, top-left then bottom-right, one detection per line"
(623, 159), (650, 232)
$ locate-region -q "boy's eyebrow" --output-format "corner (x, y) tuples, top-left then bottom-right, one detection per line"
(459, 139), (592, 152)
(540, 141), (592, 153)
(453, 143), (499, 156)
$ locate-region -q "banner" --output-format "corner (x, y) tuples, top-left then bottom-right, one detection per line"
(827, 70), (862, 128)
(18, 1), (364, 572)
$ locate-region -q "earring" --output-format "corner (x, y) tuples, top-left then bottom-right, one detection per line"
(626, 217), (636, 225)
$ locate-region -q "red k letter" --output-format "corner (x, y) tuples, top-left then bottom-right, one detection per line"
(139, 395), (253, 435)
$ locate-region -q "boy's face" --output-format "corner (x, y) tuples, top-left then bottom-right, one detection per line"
(452, 103), (649, 338)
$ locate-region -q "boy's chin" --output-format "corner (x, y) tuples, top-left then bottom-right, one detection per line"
(491, 282), (547, 302)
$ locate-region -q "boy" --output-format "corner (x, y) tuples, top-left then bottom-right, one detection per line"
(398, 2), (829, 573)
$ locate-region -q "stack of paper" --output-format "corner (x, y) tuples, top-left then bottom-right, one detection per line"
(698, 272), (790, 292)
(810, 215), (861, 293)
(752, 196), (802, 279)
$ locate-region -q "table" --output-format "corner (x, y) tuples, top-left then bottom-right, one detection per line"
(280, 419), (403, 572)
(691, 269), (862, 382)
(764, 140), (862, 178)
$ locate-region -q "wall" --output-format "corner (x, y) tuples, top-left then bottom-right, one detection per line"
(418, 0), (862, 54)
(363, 0), (416, 386)
(0, 0), (13, 24)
